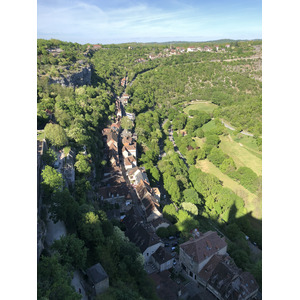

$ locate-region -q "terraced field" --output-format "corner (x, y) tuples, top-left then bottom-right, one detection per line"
(219, 135), (262, 176)
(196, 159), (262, 220)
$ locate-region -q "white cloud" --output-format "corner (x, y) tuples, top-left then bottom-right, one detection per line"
(37, 0), (261, 43)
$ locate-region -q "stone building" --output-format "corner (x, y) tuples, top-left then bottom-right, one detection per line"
(179, 231), (227, 281)
(86, 263), (109, 296)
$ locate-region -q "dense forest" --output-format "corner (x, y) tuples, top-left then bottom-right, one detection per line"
(37, 38), (262, 299)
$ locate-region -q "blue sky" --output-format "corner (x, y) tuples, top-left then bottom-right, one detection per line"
(37, 0), (261, 44)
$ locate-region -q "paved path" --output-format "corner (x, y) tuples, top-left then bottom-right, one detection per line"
(45, 211), (67, 247)
(221, 120), (254, 137)
(71, 270), (88, 300)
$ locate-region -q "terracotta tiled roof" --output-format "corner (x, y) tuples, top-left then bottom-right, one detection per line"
(145, 202), (162, 219)
(122, 136), (133, 145)
(127, 166), (139, 176)
(124, 156), (136, 166)
(135, 180), (151, 200)
(180, 231), (227, 264)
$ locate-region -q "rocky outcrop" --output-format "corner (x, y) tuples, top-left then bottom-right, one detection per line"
(62, 150), (75, 188)
(48, 64), (92, 87)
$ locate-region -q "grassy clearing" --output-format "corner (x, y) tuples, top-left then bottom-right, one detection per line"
(196, 159), (262, 220)
(232, 133), (261, 158)
(183, 101), (218, 115)
(219, 135), (262, 176)
(193, 137), (205, 148)
(201, 120), (216, 132)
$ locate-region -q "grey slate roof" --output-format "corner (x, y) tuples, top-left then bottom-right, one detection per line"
(152, 246), (173, 265)
(86, 263), (108, 284)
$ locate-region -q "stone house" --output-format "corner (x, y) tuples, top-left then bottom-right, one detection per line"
(124, 156), (137, 170)
(145, 201), (163, 222)
(135, 180), (152, 200)
(135, 180), (162, 222)
(111, 121), (121, 132)
(152, 187), (161, 202)
(103, 129), (118, 148)
(98, 183), (131, 204)
(205, 257), (259, 300)
(123, 212), (163, 263)
(187, 46), (196, 52)
(86, 263), (109, 295)
(179, 231), (227, 281)
(151, 246), (173, 272)
(127, 166), (150, 186)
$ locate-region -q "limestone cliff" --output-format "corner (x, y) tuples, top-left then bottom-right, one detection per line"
(48, 64), (92, 87)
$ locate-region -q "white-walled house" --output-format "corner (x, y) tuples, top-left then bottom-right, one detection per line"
(150, 246), (173, 272)
(179, 231), (227, 281)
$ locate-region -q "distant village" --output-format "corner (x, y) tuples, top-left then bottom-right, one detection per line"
(85, 43), (232, 62)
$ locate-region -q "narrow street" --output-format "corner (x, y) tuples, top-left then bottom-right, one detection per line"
(45, 210), (67, 247)
(117, 91), (146, 220)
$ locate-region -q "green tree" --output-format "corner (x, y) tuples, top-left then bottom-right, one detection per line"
(49, 189), (79, 230)
(149, 166), (160, 182)
(52, 234), (87, 270)
(121, 116), (134, 130)
(38, 255), (81, 300)
(205, 133), (220, 146)
(208, 147), (227, 167)
(183, 188), (202, 205)
(181, 202), (198, 215)
(156, 227), (169, 238)
(41, 165), (63, 197)
(162, 204), (177, 223)
(220, 157), (236, 173)
(44, 123), (68, 148)
(78, 211), (104, 248)
(175, 210), (199, 233)
(75, 153), (92, 175)
(42, 148), (57, 166)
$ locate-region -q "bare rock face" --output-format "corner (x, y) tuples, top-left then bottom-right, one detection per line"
(37, 216), (47, 262)
(48, 64), (92, 87)
(62, 150), (75, 188)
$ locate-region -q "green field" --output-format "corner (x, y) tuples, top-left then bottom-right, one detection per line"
(183, 101), (218, 115)
(196, 159), (262, 220)
(219, 135), (262, 176)
(193, 137), (205, 148)
(201, 120), (217, 132)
